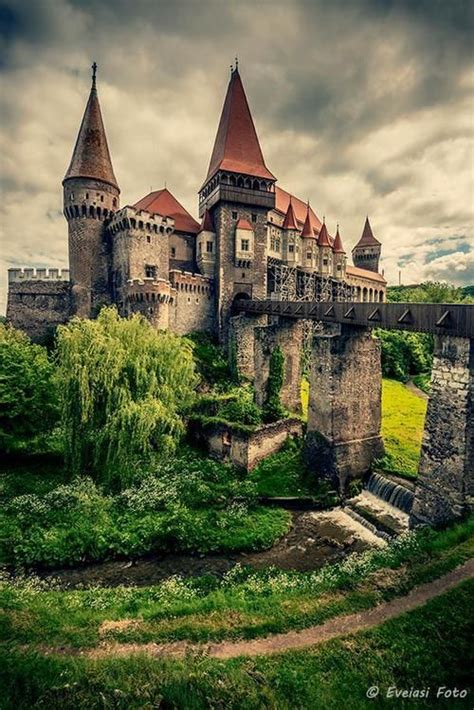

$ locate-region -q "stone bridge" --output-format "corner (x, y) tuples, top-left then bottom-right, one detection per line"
(232, 299), (474, 529)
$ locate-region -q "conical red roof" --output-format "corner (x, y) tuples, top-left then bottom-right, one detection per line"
(204, 68), (275, 184)
(64, 78), (119, 190)
(282, 199), (298, 230)
(301, 205), (316, 239)
(134, 188), (200, 234)
(333, 225), (345, 253)
(317, 222), (332, 248)
(355, 217), (381, 247)
(200, 208), (214, 232)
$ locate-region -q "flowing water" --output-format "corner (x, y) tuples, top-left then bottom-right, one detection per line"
(366, 472), (414, 513)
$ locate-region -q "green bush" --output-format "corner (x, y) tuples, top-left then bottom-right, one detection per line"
(0, 324), (59, 453)
(263, 346), (286, 422)
(376, 329), (432, 382)
(185, 332), (235, 389)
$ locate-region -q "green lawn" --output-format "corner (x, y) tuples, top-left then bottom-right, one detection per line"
(302, 377), (426, 478)
(1, 578), (472, 709)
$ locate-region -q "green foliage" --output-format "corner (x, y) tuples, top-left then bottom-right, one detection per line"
(56, 308), (198, 490)
(263, 346), (286, 423)
(388, 280), (473, 304)
(413, 372), (431, 394)
(192, 386), (262, 430)
(376, 329), (433, 382)
(379, 379), (427, 477)
(0, 446), (290, 567)
(185, 331), (235, 389)
(249, 437), (338, 504)
(0, 324), (59, 453)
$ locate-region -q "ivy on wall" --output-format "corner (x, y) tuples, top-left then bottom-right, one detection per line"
(263, 345), (286, 423)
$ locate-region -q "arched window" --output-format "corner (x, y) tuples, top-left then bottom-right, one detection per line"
(237, 176), (244, 188)
(89, 205), (95, 218)
(229, 175), (236, 186)
(81, 205), (87, 217)
(362, 287), (368, 302)
(253, 180), (260, 190)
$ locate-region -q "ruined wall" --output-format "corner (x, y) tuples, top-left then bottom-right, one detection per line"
(229, 313), (267, 381)
(7, 270), (71, 343)
(169, 271), (215, 335)
(254, 317), (304, 413)
(305, 323), (384, 490)
(410, 336), (474, 528)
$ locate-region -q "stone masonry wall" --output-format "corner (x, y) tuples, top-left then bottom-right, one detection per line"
(229, 313), (267, 380)
(304, 323), (384, 491)
(254, 317), (304, 413)
(410, 335), (474, 528)
(169, 271), (215, 335)
(7, 279), (71, 343)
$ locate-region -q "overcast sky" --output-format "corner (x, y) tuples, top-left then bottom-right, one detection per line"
(1, 0), (473, 313)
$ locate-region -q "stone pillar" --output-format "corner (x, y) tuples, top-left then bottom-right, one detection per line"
(410, 336), (474, 528)
(254, 317), (305, 414)
(304, 324), (384, 491)
(228, 313), (267, 381)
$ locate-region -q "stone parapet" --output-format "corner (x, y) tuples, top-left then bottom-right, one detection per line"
(8, 268), (70, 283)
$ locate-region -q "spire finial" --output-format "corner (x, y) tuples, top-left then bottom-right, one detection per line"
(235, 56), (239, 70)
(92, 61), (97, 89)
(323, 215), (325, 223)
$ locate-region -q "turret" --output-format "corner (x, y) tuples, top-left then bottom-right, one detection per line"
(282, 198), (299, 264)
(352, 217), (381, 273)
(300, 204), (317, 270)
(197, 209), (216, 277)
(332, 224), (346, 279)
(316, 220), (333, 276)
(63, 62), (120, 317)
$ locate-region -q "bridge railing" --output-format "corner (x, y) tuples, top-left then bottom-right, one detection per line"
(234, 299), (474, 338)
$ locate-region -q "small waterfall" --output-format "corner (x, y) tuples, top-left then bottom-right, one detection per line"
(344, 507), (391, 542)
(366, 472), (414, 513)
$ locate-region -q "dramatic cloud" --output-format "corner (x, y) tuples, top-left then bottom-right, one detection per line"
(1, 0), (473, 312)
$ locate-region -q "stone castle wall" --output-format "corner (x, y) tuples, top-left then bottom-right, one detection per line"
(410, 335), (473, 527)
(169, 270), (215, 335)
(6, 273), (71, 343)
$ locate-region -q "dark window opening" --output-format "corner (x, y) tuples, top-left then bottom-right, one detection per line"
(232, 211), (238, 220)
(171, 247), (176, 257)
(251, 213), (257, 223)
(206, 241), (213, 253)
(145, 265), (157, 279)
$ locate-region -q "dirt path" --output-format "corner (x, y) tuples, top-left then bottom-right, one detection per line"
(45, 558), (473, 660)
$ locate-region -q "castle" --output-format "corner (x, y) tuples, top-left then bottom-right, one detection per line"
(6, 62), (386, 343)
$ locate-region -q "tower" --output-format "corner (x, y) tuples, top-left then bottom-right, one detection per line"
(332, 225), (347, 279)
(282, 198), (299, 264)
(352, 217), (381, 273)
(316, 220), (333, 277)
(300, 204), (317, 270)
(197, 209), (216, 277)
(198, 63), (276, 340)
(63, 63), (120, 317)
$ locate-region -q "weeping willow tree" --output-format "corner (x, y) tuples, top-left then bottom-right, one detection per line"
(56, 308), (198, 490)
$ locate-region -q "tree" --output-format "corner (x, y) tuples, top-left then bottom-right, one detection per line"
(56, 308), (198, 490)
(0, 324), (59, 453)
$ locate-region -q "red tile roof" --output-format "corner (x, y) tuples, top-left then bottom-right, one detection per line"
(333, 226), (345, 253)
(317, 222), (332, 248)
(346, 265), (386, 283)
(354, 217), (381, 248)
(133, 188), (200, 234)
(275, 187), (322, 232)
(301, 205), (317, 239)
(200, 208), (214, 232)
(282, 198), (298, 230)
(64, 82), (119, 190)
(204, 68), (275, 184)
(236, 218), (253, 231)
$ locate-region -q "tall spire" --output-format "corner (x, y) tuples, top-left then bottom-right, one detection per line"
(301, 203), (315, 238)
(333, 224), (345, 253)
(355, 216), (380, 247)
(204, 66), (275, 184)
(282, 197), (298, 230)
(63, 63), (119, 190)
(317, 221), (332, 248)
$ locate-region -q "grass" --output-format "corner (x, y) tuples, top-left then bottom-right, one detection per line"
(0, 579), (472, 709)
(380, 379), (427, 478)
(1, 517), (472, 650)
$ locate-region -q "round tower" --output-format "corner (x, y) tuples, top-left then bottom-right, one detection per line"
(63, 63), (120, 318)
(352, 217), (381, 273)
(316, 220), (333, 277)
(332, 224), (347, 279)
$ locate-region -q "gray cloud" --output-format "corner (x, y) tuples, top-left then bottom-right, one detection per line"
(0, 0), (473, 313)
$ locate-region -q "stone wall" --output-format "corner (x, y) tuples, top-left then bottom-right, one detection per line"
(304, 323), (384, 491)
(254, 317), (304, 413)
(194, 417), (303, 470)
(6, 279), (71, 343)
(169, 271), (215, 335)
(410, 335), (474, 528)
(229, 313), (267, 380)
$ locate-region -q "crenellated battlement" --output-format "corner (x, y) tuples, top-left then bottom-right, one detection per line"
(169, 269), (213, 296)
(8, 268), (70, 283)
(125, 277), (176, 305)
(108, 206), (174, 236)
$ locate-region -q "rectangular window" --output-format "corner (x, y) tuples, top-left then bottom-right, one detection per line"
(251, 213), (257, 223)
(146, 234), (151, 244)
(275, 239), (281, 251)
(198, 242), (202, 255)
(241, 239), (249, 251)
(323, 258), (328, 266)
(288, 244), (294, 253)
(307, 252), (312, 260)
(171, 247), (176, 257)
(232, 211), (238, 219)
(206, 241), (213, 253)
(145, 265), (157, 279)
